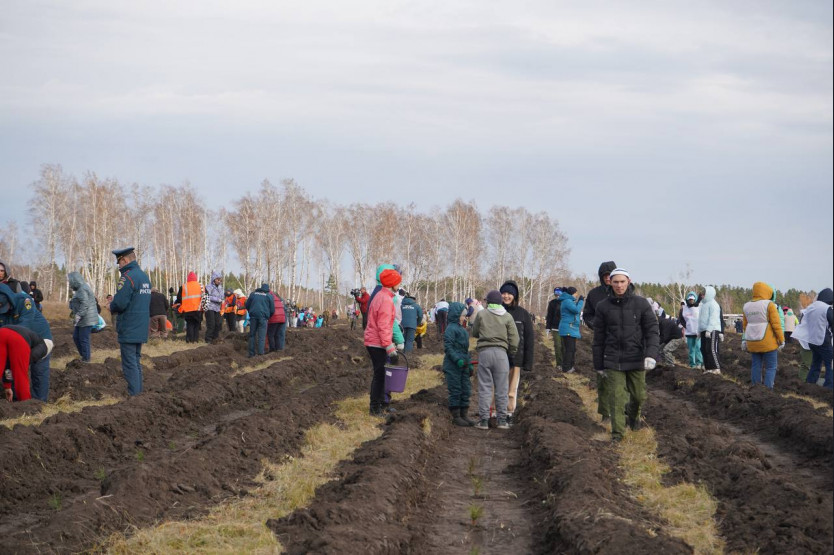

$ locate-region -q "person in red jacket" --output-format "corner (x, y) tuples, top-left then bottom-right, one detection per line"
(267, 290), (287, 352)
(1, 326), (53, 402)
(364, 268), (402, 416)
(353, 287), (370, 329)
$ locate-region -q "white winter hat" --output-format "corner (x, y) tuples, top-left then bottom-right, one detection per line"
(609, 268), (630, 279)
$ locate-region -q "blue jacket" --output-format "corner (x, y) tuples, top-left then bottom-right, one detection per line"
(558, 292), (584, 338)
(698, 286), (722, 333)
(68, 271), (100, 328)
(400, 296), (423, 330)
(0, 283), (53, 340)
(245, 285), (275, 320)
(443, 302), (470, 373)
(109, 260), (151, 344)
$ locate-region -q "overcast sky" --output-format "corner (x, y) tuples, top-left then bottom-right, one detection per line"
(1, 0), (831, 291)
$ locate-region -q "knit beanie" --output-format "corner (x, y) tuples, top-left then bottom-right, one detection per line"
(499, 282), (518, 298)
(485, 290), (503, 305)
(379, 269), (402, 288)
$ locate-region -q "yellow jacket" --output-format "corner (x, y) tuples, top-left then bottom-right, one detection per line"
(742, 282), (785, 352)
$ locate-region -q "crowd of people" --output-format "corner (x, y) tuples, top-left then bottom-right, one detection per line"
(0, 251), (831, 441)
(356, 258), (832, 444)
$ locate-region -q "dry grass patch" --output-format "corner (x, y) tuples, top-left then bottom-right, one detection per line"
(1, 394), (119, 429)
(104, 357), (442, 554)
(620, 429), (724, 554)
(561, 373), (724, 553)
(232, 357), (294, 377)
(782, 392), (834, 417)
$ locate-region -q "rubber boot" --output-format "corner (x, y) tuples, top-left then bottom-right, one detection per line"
(451, 407), (470, 427)
(460, 406), (476, 426)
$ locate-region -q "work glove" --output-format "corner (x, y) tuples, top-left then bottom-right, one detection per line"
(718, 333), (724, 342)
(456, 358), (466, 368)
(385, 343), (397, 356)
(396, 343), (404, 351)
(596, 370), (607, 378)
(388, 352), (399, 365)
(644, 357), (657, 371)
(741, 341), (747, 352)
(777, 343), (785, 352)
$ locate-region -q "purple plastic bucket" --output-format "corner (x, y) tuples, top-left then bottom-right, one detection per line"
(384, 365), (409, 393)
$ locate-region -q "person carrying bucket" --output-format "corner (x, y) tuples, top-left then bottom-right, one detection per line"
(364, 265), (404, 417)
(443, 302), (475, 426)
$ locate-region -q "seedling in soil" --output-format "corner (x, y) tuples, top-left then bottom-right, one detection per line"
(135, 449), (145, 462)
(470, 475), (484, 497)
(48, 493), (62, 511)
(420, 417), (432, 436)
(168, 441), (176, 450)
(469, 547), (481, 555)
(468, 504), (484, 526)
(94, 468), (106, 481)
(467, 456), (479, 477)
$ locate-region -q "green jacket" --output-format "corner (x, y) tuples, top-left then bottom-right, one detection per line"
(443, 302), (470, 372)
(472, 305), (519, 356)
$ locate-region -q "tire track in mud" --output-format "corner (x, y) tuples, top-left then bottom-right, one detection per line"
(0, 327), (373, 553)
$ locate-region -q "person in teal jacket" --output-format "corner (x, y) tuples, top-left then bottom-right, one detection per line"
(109, 247), (151, 396)
(443, 302), (474, 427)
(558, 287), (585, 373)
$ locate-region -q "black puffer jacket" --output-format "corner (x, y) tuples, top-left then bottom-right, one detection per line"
(592, 284), (659, 371)
(501, 280), (535, 371)
(545, 297), (562, 330)
(658, 317), (683, 344)
(582, 261), (616, 328)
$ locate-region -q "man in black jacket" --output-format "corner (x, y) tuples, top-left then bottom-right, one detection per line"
(582, 260), (617, 421)
(592, 268), (659, 442)
(545, 287), (563, 367)
(658, 314), (684, 366)
(149, 288), (169, 339)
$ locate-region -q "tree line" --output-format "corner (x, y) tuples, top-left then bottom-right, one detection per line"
(10, 164), (571, 315)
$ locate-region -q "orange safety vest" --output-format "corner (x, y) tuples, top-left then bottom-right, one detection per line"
(179, 281), (203, 313)
(235, 296), (247, 316)
(222, 294), (236, 314)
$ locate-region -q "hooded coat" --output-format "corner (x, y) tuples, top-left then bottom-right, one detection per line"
(268, 292), (286, 324)
(592, 283), (659, 371)
(582, 261), (617, 328)
(68, 272), (100, 328)
(442, 302), (471, 372)
(697, 286), (722, 333)
(500, 280), (535, 370)
(0, 283), (53, 341)
(742, 282), (785, 352)
(205, 271), (224, 312)
(558, 292), (584, 338)
(245, 284), (275, 320)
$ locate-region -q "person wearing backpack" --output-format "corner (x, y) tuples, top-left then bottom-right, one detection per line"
(742, 282), (785, 388)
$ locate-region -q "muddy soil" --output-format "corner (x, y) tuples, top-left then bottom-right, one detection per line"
(270, 334), (689, 554)
(0, 326), (373, 553)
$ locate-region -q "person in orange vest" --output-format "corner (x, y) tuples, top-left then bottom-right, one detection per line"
(221, 289), (237, 332)
(176, 272), (204, 343)
(233, 288), (247, 333)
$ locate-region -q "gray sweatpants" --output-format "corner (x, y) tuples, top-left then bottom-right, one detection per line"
(477, 347), (510, 421)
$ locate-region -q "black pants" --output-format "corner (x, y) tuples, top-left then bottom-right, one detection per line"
(361, 312), (368, 330)
(415, 333), (423, 349)
(367, 346), (388, 410)
(224, 312), (237, 331)
(205, 310), (222, 342)
(184, 312), (202, 343)
(700, 331), (720, 370)
(561, 335), (577, 371)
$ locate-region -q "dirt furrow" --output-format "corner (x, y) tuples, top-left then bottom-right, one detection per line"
(0, 327), (371, 553)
